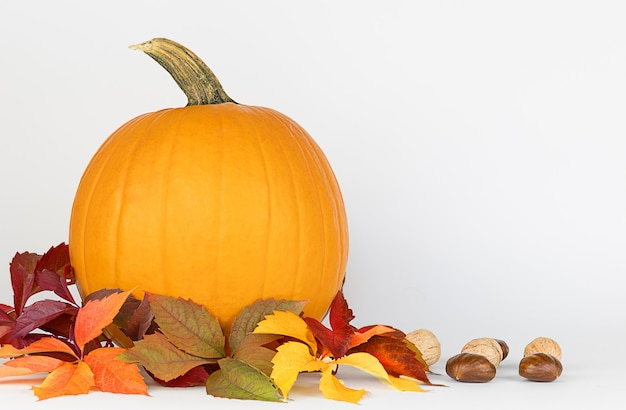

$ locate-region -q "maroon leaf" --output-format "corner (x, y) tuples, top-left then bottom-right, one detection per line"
(34, 243), (71, 276)
(9, 252), (39, 315)
(150, 365), (213, 387)
(83, 288), (122, 302)
(9, 299), (78, 341)
(0, 304), (14, 324)
(36, 268), (77, 305)
(123, 295), (155, 341)
(38, 312), (77, 340)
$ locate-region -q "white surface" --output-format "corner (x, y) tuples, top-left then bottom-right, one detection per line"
(1, 1), (624, 408)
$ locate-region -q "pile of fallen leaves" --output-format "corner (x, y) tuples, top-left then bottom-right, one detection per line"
(0, 244), (434, 403)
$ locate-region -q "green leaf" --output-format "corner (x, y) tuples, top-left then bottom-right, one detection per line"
(147, 293), (225, 358)
(232, 334), (279, 376)
(117, 332), (214, 382)
(205, 358), (281, 402)
(229, 298), (307, 353)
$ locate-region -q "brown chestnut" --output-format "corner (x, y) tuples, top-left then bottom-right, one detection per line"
(446, 352), (496, 383)
(519, 353), (563, 382)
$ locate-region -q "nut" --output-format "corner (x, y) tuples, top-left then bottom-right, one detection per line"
(519, 353), (563, 382)
(446, 353), (496, 383)
(405, 328), (441, 366)
(494, 339), (509, 360)
(461, 338), (503, 367)
(524, 337), (561, 361)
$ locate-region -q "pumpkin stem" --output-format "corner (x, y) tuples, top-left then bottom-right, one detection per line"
(130, 38), (236, 106)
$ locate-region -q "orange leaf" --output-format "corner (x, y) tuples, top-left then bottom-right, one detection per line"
(0, 337), (77, 360)
(84, 347), (148, 395)
(3, 355), (65, 374)
(0, 365), (38, 378)
(32, 361), (95, 400)
(350, 325), (398, 349)
(74, 289), (133, 352)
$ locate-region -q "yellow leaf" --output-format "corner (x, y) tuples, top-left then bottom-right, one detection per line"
(386, 375), (425, 392)
(334, 352), (425, 392)
(319, 367), (365, 404)
(32, 361), (95, 400)
(253, 310), (317, 355)
(335, 352), (390, 381)
(270, 341), (327, 399)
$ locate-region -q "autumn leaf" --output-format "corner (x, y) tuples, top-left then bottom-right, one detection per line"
(121, 294), (154, 341)
(9, 244), (73, 316)
(9, 251), (40, 315)
(205, 358), (281, 402)
(253, 310), (317, 355)
(351, 324), (400, 349)
(84, 347), (148, 395)
(34, 243), (75, 304)
(270, 341), (328, 399)
(303, 291), (356, 359)
(9, 299), (77, 341)
(0, 355), (65, 379)
(229, 298), (307, 353)
(152, 365), (212, 387)
(32, 360), (94, 400)
(0, 364), (40, 378)
(335, 352), (423, 392)
(319, 367), (365, 404)
(146, 293), (224, 358)
(231, 333), (280, 376)
(74, 289), (133, 352)
(0, 336), (78, 360)
(118, 332), (214, 382)
(84, 288), (153, 342)
(348, 335), (430, 384)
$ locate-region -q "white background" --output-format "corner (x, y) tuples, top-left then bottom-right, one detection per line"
(1, 1), (624, 408)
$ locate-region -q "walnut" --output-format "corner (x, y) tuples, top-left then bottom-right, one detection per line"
(524, 337), (562, 361)
(461, 338), (503, 367)
(405, 328), (441, 366)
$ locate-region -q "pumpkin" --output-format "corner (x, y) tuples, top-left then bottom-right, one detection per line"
(68, 38), (349, 336)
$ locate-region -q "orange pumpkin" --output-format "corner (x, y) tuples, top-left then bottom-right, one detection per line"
(68, 38), (348, 335)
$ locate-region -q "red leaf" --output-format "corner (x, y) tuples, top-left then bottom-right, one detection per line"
(303, 291), (356, 359)
(0, 305), (14, 324)
(329, 291), (355, 331)
(34, 244), (71, 278)
(9, 252), (39, 315)
(348, 335), (431, 384)
(304, 317), (354, 359)
(9, 300), (77, 341)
